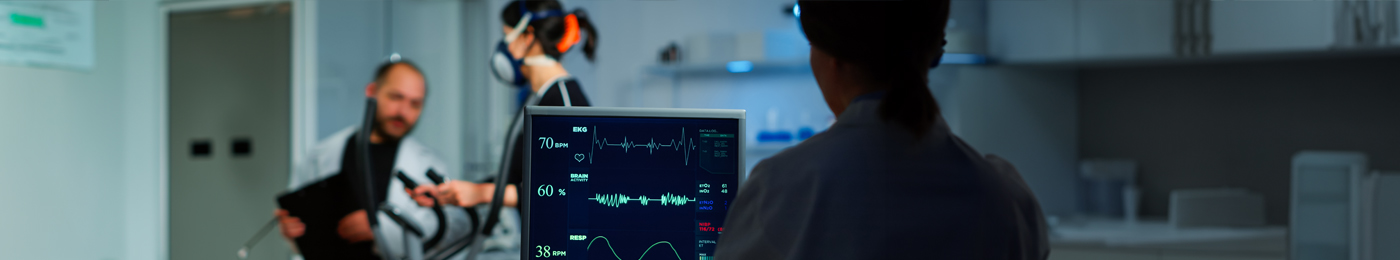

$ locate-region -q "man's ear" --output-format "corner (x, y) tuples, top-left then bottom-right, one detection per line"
(365, 82), (378, 98)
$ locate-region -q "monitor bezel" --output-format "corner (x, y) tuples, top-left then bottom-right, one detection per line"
(522, 106), (746, 260)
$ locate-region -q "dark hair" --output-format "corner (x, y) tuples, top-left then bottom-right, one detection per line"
(799, 0), (949, 137)
(372, 59), (428, 96)
(501, 0), (599, 62)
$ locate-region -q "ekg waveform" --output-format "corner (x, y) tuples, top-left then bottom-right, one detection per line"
(589, 127), (694, 165)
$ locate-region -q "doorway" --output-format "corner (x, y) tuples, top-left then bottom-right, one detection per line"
(167, 3), (293, 259)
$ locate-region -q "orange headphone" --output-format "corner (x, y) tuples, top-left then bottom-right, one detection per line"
(555, 14), (581, 54)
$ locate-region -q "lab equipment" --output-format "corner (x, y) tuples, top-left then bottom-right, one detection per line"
(236, 217), (278, 259)
(523, 106), (745, 260)
(757, 108), (792, 143)
(397, 170), (452, 250)
(1290, 151), (1367, 260)
(1168, 188), (1265, 228)
(1123, 185), (1140, 224)
(1079, 159), (1137, 218)
(1364, 171), (1400, 260)
(274, 98), (388, 259)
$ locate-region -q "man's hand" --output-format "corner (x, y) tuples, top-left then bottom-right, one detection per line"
(436, 180), (490, 207)
(436, 181), (519, 208)
(406, 186), (438, 207)
(275, 209), (305, 240)
(338, 210), (375, 243)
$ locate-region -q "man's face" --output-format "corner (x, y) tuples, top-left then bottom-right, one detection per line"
(370, 64), (426, 141)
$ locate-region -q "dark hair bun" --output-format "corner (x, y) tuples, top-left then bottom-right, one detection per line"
(501, 0), (600, 62)
(799, 0), (951, 137)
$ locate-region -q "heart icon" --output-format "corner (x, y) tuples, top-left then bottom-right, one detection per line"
(574, 153), (585, 162)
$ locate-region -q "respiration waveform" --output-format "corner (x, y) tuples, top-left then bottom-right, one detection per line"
(587, 193), (696, 208)
(586, 236), (684, 260)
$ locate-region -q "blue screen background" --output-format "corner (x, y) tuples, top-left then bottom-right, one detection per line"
(527, 115), (740, 260)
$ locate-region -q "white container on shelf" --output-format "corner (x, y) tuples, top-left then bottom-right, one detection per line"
(1290, 151), (1367, 260)
(1361, 171), (1400, 260)
(1079, 159), (1137, 218)
(681, 29), (809, 65)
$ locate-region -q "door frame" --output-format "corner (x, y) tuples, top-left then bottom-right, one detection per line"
(156, 0), (316, 258)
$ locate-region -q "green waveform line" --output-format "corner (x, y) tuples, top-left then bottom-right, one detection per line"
(587, 193), (696, 208)
(586, 236), (684, 260)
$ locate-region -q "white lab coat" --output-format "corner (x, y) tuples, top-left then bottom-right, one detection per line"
(715, 98), (1049, 260)
(288, 127), (480, 260)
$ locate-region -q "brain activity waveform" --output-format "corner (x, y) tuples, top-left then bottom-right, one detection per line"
(589, 127), (695, 165)
(586, 236), (683, 260)
(587, 193), (696, 208)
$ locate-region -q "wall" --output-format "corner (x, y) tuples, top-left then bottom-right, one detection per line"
(551, 0), (821, 161)
(1080, 56), (1400, 225)
(937, 66), (1081, 216)
(571, 0), (804, 108)
(389, 0), (467, 178)
(314, 0), (480, 179)
(0, 1), (163, 259)
(122, 2), (164, 259)
(459, 0), (503, 180)
(314, 1), (387, 140)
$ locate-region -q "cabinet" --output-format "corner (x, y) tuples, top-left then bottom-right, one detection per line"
(1075, 1), (1174, 59)
(1211, 2), (1335, 55)
(988, 0), (1077, 63)
(990, 0), (1173, 63)
(989, 0), (1371, 63)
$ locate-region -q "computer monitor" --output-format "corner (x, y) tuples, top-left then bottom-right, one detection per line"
(524, 106), (745, 260)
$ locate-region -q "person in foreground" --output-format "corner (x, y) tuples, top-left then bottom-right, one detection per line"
(713, 0), (1049, 259)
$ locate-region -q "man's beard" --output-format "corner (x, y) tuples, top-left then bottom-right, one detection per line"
(372, 115), (413, 143)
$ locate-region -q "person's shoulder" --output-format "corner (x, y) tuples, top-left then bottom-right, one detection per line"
(289, 126), (356, 188)
(397, 137), (450, 167)
(310, 126), (357, 154)
(746, 125), (865, 184)
(758, 123), (885, 169)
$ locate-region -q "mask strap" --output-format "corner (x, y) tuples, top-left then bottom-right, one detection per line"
(505, 13), (533, 43)
(522, 55), (558, 66)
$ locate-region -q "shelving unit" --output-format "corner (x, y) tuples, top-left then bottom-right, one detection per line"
(644, 53), (988, 77)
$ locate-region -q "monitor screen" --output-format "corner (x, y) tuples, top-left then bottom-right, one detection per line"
(525, 106), (744, 260)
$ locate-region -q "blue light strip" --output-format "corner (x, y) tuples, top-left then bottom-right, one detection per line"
(940, 53), (987, 65)
(726, 61), (754, 73)
(718, 53), (982, 74)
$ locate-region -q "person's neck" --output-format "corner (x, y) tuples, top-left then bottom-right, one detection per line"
(528, 63), (570, 94)
(830, 86), (887, 117)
